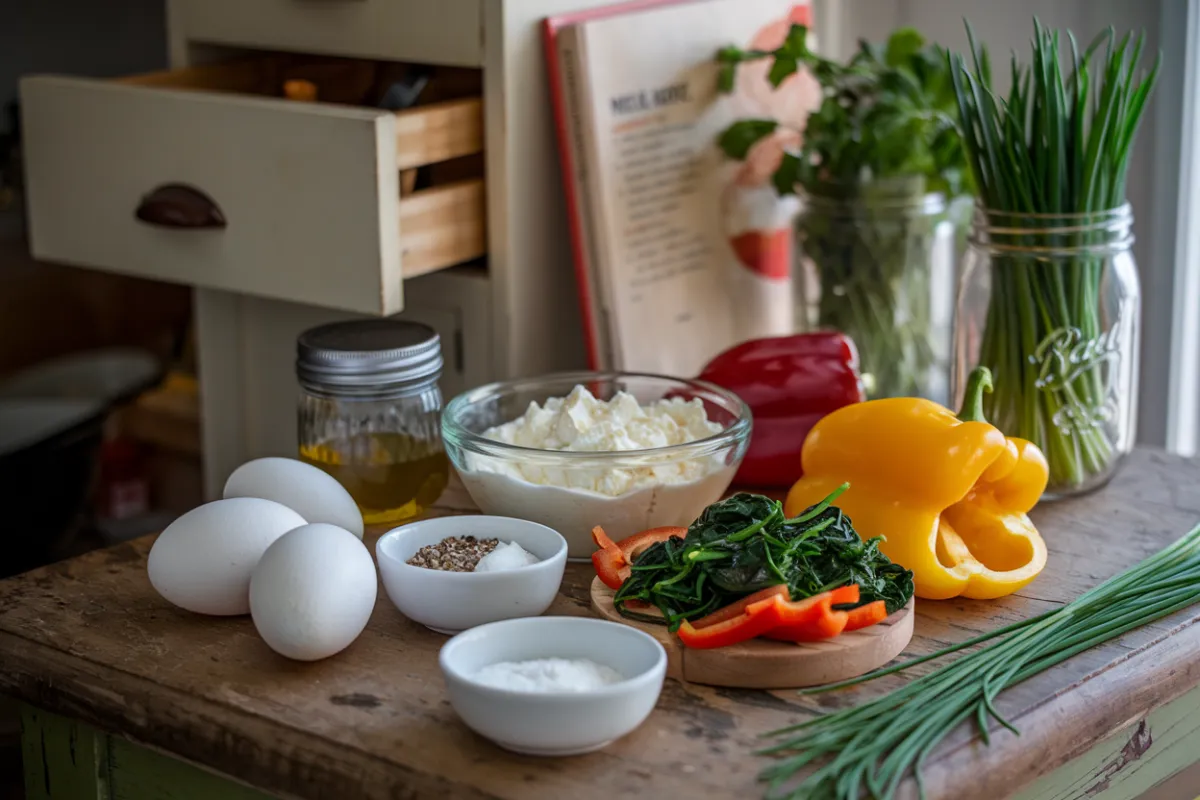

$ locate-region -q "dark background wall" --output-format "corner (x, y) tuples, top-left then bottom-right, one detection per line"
(0, 0), (167, 138)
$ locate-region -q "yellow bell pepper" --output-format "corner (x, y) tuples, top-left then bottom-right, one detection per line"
(784, 367), (1049, 600)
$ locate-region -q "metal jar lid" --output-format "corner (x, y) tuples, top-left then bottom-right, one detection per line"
(296, 319), (442, 398)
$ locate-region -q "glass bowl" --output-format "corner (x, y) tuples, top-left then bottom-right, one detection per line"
(441, 372), (752, 560)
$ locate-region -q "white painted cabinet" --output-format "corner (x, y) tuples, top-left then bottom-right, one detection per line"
(169, 0), (485, 67)
(19, 0), (615, 493)
(21, 58), (486, 316)
(22, 74), (403, 314)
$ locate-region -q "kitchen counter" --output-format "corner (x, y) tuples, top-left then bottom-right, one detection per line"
(1, 448), (1199, 800)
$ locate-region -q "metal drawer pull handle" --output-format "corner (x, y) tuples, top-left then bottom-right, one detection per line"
(135, 184), (227, 229)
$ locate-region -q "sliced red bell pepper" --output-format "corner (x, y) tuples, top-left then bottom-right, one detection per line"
(764, 585), (857, 637)
(676, 595), (787, 649)
(689, 585), (790, 629)
(844, 600), (888, 632)
(828, 585), (860, 605)
(763, 585), (860, 643)
(591, 526), (625, 590)
(783, 609), (849, 641)
(591, 525), (688, 591)
(764, 605), (845, 641)
(765, 592), (831, 628)
(620, 526), (688, 559)
(679, 585), (868, 648)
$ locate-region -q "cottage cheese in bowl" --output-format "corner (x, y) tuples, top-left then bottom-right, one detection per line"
(478, 385), (725, 492)
(443, 374), (750, 559)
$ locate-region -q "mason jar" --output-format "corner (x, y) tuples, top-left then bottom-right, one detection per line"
(952, 205), (1140, 498)
(296, 319), (449, 525)
(794, 176), (958, 403)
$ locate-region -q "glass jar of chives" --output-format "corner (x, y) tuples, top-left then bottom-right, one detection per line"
(794, 176), (960, 403)
(952, 205), (1140, 498)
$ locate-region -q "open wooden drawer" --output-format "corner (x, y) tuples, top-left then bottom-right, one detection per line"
(19, 56), (486, 316)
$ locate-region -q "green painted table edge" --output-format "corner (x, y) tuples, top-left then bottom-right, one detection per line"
(16, 692), (1200, 800)
(20, 704), (270, 800)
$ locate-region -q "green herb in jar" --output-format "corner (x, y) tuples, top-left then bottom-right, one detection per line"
(714, 25), (973, 400)
(947, 20), (1159, 492)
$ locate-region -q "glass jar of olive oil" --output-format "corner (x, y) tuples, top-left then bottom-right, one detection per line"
(296, 319), (449, 525)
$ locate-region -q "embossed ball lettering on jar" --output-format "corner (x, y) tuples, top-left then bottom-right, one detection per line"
(952, 206), (1140, 499)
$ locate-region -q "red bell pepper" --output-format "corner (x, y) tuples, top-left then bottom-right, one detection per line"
(694, 333), (865, 487)
(678, 585), (871, 649)
(591, 525), (687, 591)
(676, 595), (788, 649)
(689, 585), (790, 629)
(591, 527), (624, 590)
(762, 585), (860, 643)
(828, 585), (860, 605)
(781, 608), (849, 641)
(844, 600), (888, 631)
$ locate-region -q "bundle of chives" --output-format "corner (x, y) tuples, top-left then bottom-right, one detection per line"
(756, 521), (1200, 800)
(947, 20), (1159, 493)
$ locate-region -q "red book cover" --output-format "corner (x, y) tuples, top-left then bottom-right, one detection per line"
(544, 1), (680, 370)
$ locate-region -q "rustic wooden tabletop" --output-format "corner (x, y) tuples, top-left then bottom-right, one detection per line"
(1, 448), (1199, 800)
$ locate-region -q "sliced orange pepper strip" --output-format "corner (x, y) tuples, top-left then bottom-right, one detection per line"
(679, 585), (870, 648)
(620, 526), (687, 560)
(843, 600), (888, 632)
(676, 596), (787, 649)
(689, 585), (790, 629)
(591, 525), (687, 591)
(591, 527), (626, 590)
(829, 585), (860, 605)
(783, 609), (848, 641)
(763, 585), (859, 642)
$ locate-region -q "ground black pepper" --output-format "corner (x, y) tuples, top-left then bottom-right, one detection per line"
(406, 536), (499, 572)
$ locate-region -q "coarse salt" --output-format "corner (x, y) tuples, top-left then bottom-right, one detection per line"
(472, 657), (624, 692)
(473, 540), (539, 572)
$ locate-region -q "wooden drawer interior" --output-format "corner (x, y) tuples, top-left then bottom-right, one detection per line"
(118, 54), (487, 279)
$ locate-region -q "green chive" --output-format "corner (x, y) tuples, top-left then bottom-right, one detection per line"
(759, 521), (1200, 799)
(947, 20), (1157, 493)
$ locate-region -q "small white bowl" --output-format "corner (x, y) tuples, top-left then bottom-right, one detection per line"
(375, 515), (568, 634)
(439, 616), (667, 756)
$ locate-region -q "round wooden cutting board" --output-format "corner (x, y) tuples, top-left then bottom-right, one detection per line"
(589, 577), (915, 689)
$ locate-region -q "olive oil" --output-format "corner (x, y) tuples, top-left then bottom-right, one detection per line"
(295, 319), (448, 524)
(300, 432), (449, 525)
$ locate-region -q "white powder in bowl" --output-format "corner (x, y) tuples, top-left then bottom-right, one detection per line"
(473, 540), (539, 572)
(472, 657), (624, 692)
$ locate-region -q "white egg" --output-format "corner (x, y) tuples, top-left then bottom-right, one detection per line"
(148, 498), (307, 616)
(223, 457), (364, 539)
(249, 523), (377, 661)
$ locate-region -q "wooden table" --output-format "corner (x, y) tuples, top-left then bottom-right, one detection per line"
(2, 448), (1200, 800)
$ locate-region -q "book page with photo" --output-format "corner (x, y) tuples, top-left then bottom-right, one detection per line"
(550, 0), (819, 377)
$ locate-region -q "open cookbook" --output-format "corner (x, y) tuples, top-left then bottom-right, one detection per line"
(544, 0), (819, 376)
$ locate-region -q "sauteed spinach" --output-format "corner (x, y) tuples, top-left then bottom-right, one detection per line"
(612, 486), (914, 631)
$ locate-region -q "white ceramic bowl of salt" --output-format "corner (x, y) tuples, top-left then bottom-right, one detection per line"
(375, 515), (567, 635)
(438, 616), (667, 756)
